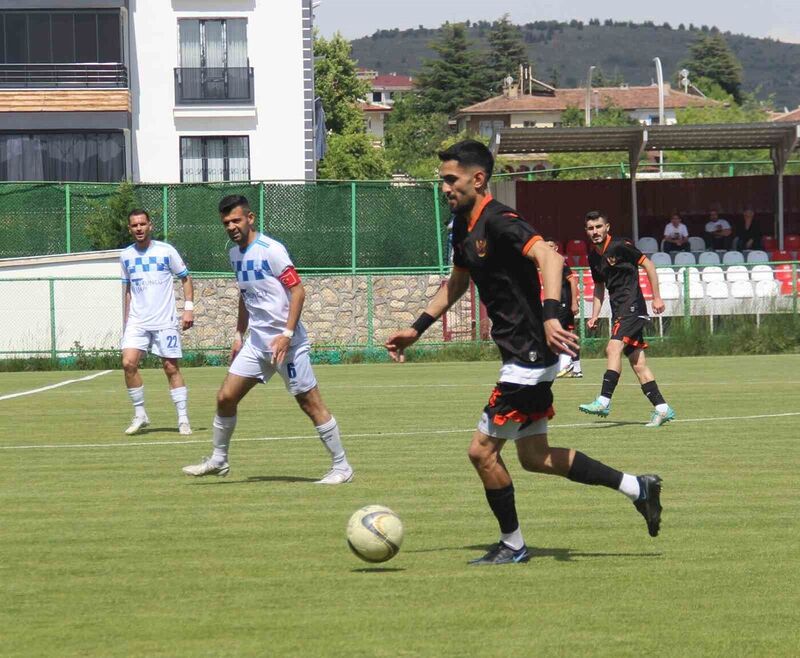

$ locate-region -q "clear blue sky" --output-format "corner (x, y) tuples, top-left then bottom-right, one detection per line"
(314, 0), (800, 43)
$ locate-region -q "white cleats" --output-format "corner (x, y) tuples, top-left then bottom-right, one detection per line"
(315, 466), (354, 485)
(182, 457), (230, 477)
(125, 415), (150, 435)
(178, 422), (193, 436)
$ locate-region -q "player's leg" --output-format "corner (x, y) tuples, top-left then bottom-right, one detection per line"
(555, 313), (574, 377)
(579, 336), (623, 415)
(515, 431), (663, 537)
(152, 328), (191, 434)
(627, 347), (675, 427)
(121, 341), (149, 434)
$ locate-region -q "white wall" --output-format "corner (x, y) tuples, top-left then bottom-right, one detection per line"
(130, 0), (310, 183)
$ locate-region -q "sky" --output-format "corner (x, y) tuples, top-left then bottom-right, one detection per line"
(314, 0), (800, 44)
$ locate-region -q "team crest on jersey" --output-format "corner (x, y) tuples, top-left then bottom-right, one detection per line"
(475, 239), (488, 257)
(606, 256), (618, 266)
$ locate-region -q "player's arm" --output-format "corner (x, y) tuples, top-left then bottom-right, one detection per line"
(568, 272), (580, 315)
(231, 293), (249, 361)
(123, 282), (131, 330)
(589, 282), (605, 330)
(527, 239), (579, 356)
(640, 256), (665, 315)
(180, 275), (194, 330)
(384, 267), (470, 362)
(270, 267), (304, 366)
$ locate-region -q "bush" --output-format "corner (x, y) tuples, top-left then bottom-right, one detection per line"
(83, 181), (141, 250)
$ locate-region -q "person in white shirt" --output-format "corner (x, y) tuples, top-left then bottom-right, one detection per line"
(182, 195), (353, 484)
(662, 212), (690, 253)
(704, 209), (733, 250)
(121, 209), (194, 436)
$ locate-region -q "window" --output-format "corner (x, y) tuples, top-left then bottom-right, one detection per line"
(523, 120), (537, 128)
(372, 91), (381, 103)
(180, 136), (250, 182)
(478, 120), (504, 139)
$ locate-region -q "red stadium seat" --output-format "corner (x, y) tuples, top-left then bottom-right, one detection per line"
(785, 235), (800, 251)
(774, 264), (794, 283)
(639, 273), (654, 300)
(770, 250), (792, 262)
(761, 236), (777, 251)
(581, 270), (595, 300)
(574, 254), (589, 267)
(565, 239), (588, 257)
(780, 280), (796, 295)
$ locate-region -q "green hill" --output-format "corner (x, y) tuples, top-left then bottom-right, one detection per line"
(349, 20), (800, 110)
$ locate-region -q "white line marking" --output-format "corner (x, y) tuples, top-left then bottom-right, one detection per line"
(0, 370), (113, 402)
(2, 410), (798, 451)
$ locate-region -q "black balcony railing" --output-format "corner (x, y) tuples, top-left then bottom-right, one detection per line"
(0, 63), (128, 89)
(174, 67), (254, 105)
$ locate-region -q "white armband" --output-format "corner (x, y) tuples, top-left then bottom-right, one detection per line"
(184, 301), (194, 311)
(282, 328), (294, 338)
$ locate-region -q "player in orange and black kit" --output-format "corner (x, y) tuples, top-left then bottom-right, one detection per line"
(385, 141), (663, 566)
(545, 239), (583, 378)
(579, 211), (676, 427)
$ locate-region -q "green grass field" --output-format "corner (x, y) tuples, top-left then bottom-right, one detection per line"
(2, 355), (799, 657)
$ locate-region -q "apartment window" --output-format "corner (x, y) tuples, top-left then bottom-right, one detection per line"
(371, 91), (381, 103)
(0, 132), (125, 182)
(177, 18), (250, 102)
(180, 136), (250, 182)
(478, 120), (504, 138)
(523, 120), (537, 128)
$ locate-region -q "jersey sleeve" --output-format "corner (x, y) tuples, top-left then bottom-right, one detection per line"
(451, 219), (467, 270)
(120, 255), (130, 283)
(488, 211), (541, 256)
(619, 240), (646, 266)
(168, 245), (189, 277)
(265, 242), (301, 288)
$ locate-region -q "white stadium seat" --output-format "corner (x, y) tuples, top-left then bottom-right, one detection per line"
(706, 281), (730, 299)
(689, 281), (705, 299)
(673, 252), (696, 266)
(701, 266), (725, 283)
(660, 281), (680, 299)
(746, 250), (769, 264)
(730, 280), (754, 298)
(677, 267), (701, 283)
(650, 252), (672, 266)
(722, 251), (745, 265)
(750, 265), (774, 282)
(698, 251), (721, 265)
(636, 237), (659, 254)
(755, 280), (780, 297)
(657, 269), (677, 284)
(726, 265), (749, 282)
(688, 236), (706, 252)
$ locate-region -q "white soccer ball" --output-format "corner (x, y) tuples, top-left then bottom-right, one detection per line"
(346, 505), (404, 563)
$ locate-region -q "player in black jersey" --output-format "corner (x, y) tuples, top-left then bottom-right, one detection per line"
(545, 239), (583, 378)
(385, 141), (663, 565)
(579, 211), (676, 427)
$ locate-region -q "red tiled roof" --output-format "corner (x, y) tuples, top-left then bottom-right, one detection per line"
(371, 74), (414, 88)
(772, 107), (800, 122)
(358, 101), (392, 112)
(457, 85), (717, 115)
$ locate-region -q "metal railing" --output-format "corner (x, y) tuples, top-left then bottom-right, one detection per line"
(174, 67), (254, 105)
(0, 63), (128, 89)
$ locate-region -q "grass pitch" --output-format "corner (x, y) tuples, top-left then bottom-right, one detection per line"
(1, 355), (799, 657)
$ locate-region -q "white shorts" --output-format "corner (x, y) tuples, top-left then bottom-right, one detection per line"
(478, 412), (549, 441)
(121, 325), (183, 359)
(229, 339), (317, 396)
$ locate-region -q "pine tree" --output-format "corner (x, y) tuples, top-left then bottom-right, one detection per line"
(314, 32), (371, 135)
(486, 15), (528, 92)
(683, 34), (743, 103)
(415, 23), (491, 116)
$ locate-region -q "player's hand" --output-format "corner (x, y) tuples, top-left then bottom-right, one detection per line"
(652, 297), (665, 315)
(571, 303), (580, 316)
(587, 316), (600, 330)
(181, 310), (194, 330)
(270, 335), (291, 366)
(544, 318), (579, 357)
(384, 328), (419, 363)
(230, 333), (243, 362)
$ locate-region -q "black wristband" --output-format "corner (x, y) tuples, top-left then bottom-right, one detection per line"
(542, 299), (560, 321)
(411, 312), (435, 336)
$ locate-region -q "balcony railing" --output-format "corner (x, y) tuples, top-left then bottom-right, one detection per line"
(174, 67), (254, 105)
(0, 63), (128, 89)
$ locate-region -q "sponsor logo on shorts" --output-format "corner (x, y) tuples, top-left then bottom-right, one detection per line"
(475, 239), (488, 258)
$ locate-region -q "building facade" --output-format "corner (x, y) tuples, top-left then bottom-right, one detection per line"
(0, 1), (315, 183)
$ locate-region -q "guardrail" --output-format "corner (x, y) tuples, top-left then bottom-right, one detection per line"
(0, 63), (128, 88)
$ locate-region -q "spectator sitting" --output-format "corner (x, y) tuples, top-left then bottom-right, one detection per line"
(662, 211), (690, 253)
(705, 208), (734, 250)
(737, 206), (761, 251)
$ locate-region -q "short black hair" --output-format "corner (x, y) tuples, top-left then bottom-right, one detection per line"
(585, 210), (607, 223)
(437, 140), (494, 180)
(128, 209), (150, 223)
(218, 194), (251, 215)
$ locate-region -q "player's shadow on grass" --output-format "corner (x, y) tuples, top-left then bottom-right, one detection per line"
(136, 426), (209, 435)
(190, 475), (318, 485)
(351, 567), (406, 573)
(591, 420), (645, 429)
(408, 545), (663, 562)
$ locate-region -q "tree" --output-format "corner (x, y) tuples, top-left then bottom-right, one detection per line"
(415, 22), (491, 116)
(314, 32), (370, 135)
(682, 34), (744, 103)
(84, 182), (142, 250)
(383, 94), (451, 178)
(486, 15), (528, 92)
(317, 132), (391, 180)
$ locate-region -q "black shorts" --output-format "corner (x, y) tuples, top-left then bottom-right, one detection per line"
(484, 381), (554, 428)
(557, 310), (575, 331)
(611, 316), (649, 355)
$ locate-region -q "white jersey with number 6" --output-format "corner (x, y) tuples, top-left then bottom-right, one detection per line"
(229, 233), (308, 352)
(121, 240), (189, 330)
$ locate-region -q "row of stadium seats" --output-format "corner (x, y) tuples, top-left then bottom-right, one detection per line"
(634, 235), (800, 255)
(656, 265), (791, 284)
(659, 279), (783, 299)
(650, 250), (778, 266)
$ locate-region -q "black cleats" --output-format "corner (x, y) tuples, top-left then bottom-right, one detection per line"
(469, 542), (530, 566)
(634, 474), (663, 537)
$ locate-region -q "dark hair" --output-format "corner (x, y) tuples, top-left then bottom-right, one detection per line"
(585, 210), (607, 223)
(437, 140), (494, 180)
(128, 208), (150, 223)
(218, 194), (251, 215)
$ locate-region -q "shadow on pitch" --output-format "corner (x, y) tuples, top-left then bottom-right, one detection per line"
(351, 567), (406, 573)
(406, 544), (662, 561)
(136, 426), (209, 435)
(189, 475), (318, 485)
(590, 420), (645, 429)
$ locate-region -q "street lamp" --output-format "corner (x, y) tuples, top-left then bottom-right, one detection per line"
(585, 65), (595, 126)
(653, 57), (665, 171)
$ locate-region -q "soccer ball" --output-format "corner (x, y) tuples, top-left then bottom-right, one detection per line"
(346, 505), (404, 563)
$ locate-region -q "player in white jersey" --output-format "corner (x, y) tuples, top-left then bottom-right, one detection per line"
(182, 195), (353, 484)
(121, 209), (194, 436)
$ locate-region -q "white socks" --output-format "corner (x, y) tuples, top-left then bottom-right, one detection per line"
(598, 395), (611, 407)
(558, 353), (572, 370)
(127, 386), (147, 418)
(618, 473), (641, 501)
(212, 414), (237, 464)
(316, 417), (348, 469)
(170, 386), (189, 423)
(655, 403), (669, 414)
(571, 359), (582, 374)
(501, 527), (525, 551)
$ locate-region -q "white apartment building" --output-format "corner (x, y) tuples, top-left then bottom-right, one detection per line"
(0, 1), (316, 183)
